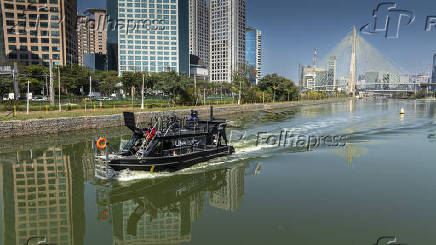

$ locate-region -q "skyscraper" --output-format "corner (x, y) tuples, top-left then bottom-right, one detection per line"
(245, 26), (261, 84)
(107, 0), (189, 75)
(209, 0), (246, 83)
(77, 9), (107, 66)
(327, 56), (336, 89)
(0, 0), (78, 66)
(189, 0), (209, 69)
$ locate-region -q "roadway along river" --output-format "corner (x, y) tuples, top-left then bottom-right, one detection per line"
(1, 99), (436, 245)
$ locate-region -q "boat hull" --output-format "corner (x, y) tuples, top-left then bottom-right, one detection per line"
(108, 145), (235, 172)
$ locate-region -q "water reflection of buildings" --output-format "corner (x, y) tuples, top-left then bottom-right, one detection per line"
(101, 164), (247, 245)
(336, 144), (368, 167)
(112, 198), (195, 245)
(209, 166), (245, 212)
(1, 147), (85, 245)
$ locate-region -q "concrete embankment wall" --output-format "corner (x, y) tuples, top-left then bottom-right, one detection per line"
(0, 99), (348, 138)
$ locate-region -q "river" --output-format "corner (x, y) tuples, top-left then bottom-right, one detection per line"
(1, 99), (436, 245)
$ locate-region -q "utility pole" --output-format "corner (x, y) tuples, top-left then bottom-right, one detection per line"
(26, 80), (30, 115)
(44, 74), (48, 97)
(49, 60), (54, 105)
(131, 86), (135, 111)
(194, 74), (197, 105)
(89, 75), (92, 96)
(203, 88), (206, 106)
(141, 73), (145, 110)
(238, 79), (241, 105)
(13, 62), (19, 100)
(58, 67), (61, 111)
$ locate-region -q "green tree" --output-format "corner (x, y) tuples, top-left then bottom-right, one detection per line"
(19, 65), (49, 95)
(57, 65), (91, 95)
(121, 72), (143, 93)
(93, 70), (121, 96)
(0, 77), (12, 97)
(259, 73), (298, 102)
(155, 70), (193, 105)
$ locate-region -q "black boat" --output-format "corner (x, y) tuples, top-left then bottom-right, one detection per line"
(94, 106), (235, 178)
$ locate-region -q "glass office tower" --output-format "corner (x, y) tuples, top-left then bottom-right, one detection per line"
(245, 26), (261, 85)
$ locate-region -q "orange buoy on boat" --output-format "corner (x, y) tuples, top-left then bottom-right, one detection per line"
(96, 137), (107, 150)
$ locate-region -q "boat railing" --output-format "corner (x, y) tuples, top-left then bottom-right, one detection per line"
(93, 139), (115, 179)
(162, 145), (194, 156)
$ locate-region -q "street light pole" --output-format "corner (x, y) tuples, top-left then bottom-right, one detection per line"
(49, 60), (54, 105)
(58, 67), (61, 111)
(89, 75), (92, 97)
(141, 73), (145, 110)
(238, 79), (241, 105)
(26, 80), (30, 115)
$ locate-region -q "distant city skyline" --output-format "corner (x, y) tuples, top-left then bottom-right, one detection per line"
(78, 0), (436, 82)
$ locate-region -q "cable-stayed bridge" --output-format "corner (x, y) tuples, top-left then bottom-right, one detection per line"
(301, 26), (431, 94)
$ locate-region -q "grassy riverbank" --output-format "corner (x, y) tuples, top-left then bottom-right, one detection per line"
(0, 97), (348, 122)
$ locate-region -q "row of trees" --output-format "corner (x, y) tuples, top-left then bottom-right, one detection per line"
(0, 64), (300, 105)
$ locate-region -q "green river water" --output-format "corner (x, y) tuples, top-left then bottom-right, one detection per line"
(1, 99), (436, 245)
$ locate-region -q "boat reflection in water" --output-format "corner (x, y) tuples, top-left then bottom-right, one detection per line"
(95, 162), (255, 244)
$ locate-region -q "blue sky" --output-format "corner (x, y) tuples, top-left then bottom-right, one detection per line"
(79, 0), (436, 81)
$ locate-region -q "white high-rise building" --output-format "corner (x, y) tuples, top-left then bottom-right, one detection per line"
(107, 0), (190, 74)
(189, 0), (209, 69)
(209, 0), (246, 83)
